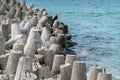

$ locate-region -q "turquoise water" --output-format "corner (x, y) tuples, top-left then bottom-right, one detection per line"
(18, 0), (120, 78)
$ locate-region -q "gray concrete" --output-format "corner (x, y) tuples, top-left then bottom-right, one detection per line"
(26, 9), (33, 16)
(0, 21), (9, 41)
(37, 47), (45, 55)
(44, 49), (55, 69)
(22, 20), (33, 34)
(50, 36), (57, 44)
(49, 44), (60, 54)
(22, 57), (33, 72)
(97, 73), (112, 80)
(65, 55), (76, 80)
(19, 21), (26, 29)
(0, 54), (9, 70)
(5, 34), (24, 48)
(60, 63), (71, 80)
(14, 57), (26, 80)
(16, 34), (27, 46)
(51, 55), (65, 76)
(6, 7), (16, 19)
(9, 74), (15, 80)
(27, 27), (42, 48)
(14, 57), (37, 80)
(24, 39), (37, 58)
(38, 16), (49, 27)
(10, 0), (16, 6)
(11, 23), (22, 39)
(71, 61), (87, 80)
(41, 27), (50, 44)
(5, 50), (23, 75)
(13, 42), (24, 52)
(0, 74), (9, 80)
(65, 55), (76, 67)
(21, 57), (37, 80)
(53, 20), (59, 28)
(0, 36), (5, 55)
(88, 66), (102, 80)
(30, 16), (38, 26)
(35, 66), (51, 79)
(15, 7), (22, 22)
(20, 0), (26, 8)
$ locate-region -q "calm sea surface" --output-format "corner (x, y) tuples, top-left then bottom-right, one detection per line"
(18, 0), (120, 78)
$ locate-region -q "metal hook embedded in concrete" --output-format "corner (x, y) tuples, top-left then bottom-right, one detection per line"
(25, 70), (31, 78)
(15, 48), (18, 52)
(103, 68), (106, 73)
(34, 60), (38, 69)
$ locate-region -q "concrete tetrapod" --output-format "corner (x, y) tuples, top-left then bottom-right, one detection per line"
(71, 61), (87, 80)
(36, 66), (51, 79)
(0, 21), (9, 41)
(38, 15), (49, 27)
(53, 20), (59, 28)
(27, 27), (42, 48)
(16, 34), (27, 46)
(15, 7), (22, 22)
(11, 23), (22, 39)
(56, 34), (66, 48)
(97, 70), (112, 80)
(6, 7), (16, 19)
(51, 55), (65, 76)
(22, 20), (33, 34)
(0, 36), (5, 55)
(65, 54), (76, 80)
(14, 57), (26, 80)
(30, 16), (38, 26)
(88, 65), (102, 80)
(19, 21), (26, 29)
(9, 74), (15, 80)
(13, 42), (24, 52)
(0, 74), (9, 80)
(37, 11), (42, 21)
(24, 39), (38, 58)
(21, 57), (37, 80)
(0, 53), (9, 70)
(5, 34), (24, 49)
(44, 49), (55, 69)
(5, 50), (23, 75)
(65, 54), (76, 67)
(60, 63), (71, 80)
(20, 0), (26, 9)
(10, 0), (16, 6)
(41, 27), (50, 44)
(50, 36), (57, 44)
(49, 44), (60, 54)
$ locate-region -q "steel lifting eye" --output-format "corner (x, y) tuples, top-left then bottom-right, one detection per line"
(15, 48), (18, 52)
(25, 70), (31, 78)
(34, 60), (38, 69)
(103, 68), (106, 73)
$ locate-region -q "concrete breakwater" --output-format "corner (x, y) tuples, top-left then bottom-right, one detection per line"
(0, 0), (112, 80)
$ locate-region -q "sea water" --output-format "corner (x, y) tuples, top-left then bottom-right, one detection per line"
(17, 0), (120, 78)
